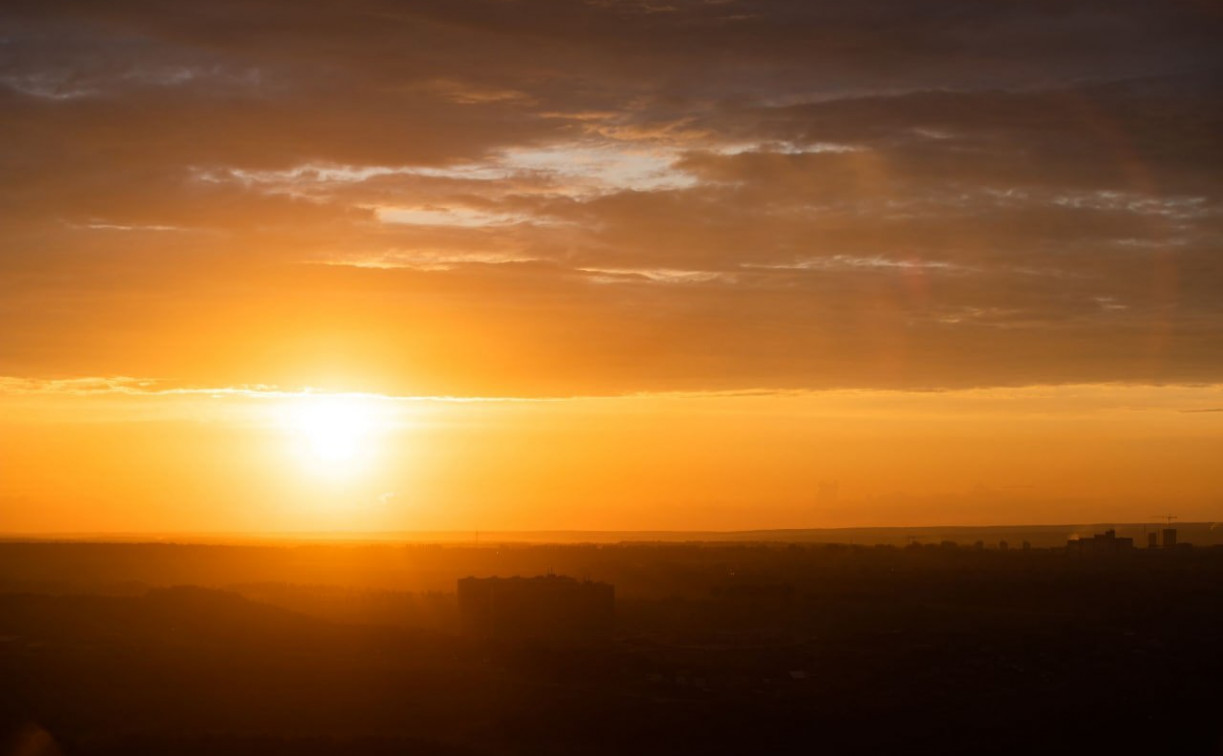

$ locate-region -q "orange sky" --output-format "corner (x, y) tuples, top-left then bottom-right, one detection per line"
(2, 381), (1220, 533)
(1, 1), (1221, 532)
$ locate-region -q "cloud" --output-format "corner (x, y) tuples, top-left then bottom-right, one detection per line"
(1, 0), (1221, 395)
(0, 376), (557, 403)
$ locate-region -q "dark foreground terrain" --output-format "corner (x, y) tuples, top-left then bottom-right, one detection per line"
(1, 540), (1221, 755)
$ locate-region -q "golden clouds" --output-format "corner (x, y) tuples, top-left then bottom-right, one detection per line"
(3, 1), (1220, 396)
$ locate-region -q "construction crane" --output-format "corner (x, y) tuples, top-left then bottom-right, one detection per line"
(1151, 514), (1177, 525)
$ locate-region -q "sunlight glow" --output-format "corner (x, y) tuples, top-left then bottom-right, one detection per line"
(280, 394), (386, 477)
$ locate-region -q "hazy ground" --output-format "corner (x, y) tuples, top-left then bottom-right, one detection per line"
(2, 539), (1221, 755)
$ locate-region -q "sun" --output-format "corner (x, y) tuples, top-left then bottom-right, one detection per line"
(280, 394), (384, 477)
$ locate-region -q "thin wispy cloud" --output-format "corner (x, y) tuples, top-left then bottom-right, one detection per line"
(0, 0), (1219, 397)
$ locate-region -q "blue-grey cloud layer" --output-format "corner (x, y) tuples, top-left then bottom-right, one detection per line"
(2, 0), (1220, 394)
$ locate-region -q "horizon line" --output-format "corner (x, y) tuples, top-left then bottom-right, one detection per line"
(1, 520), (1216, 545)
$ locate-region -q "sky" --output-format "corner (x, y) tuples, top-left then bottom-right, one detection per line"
(1, 0), (1221, 533)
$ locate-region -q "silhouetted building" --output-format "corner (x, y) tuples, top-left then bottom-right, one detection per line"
(1148, 532), (1159, 549)
(1162, 529), (1177, 549)
(1067, 529), (1133, 555)
(457, 575), (614, 641)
